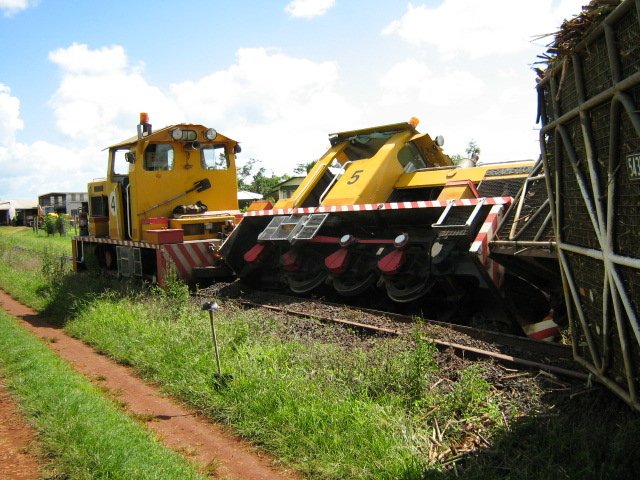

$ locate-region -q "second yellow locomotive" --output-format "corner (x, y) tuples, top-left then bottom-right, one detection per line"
(73, 113), (241, 283)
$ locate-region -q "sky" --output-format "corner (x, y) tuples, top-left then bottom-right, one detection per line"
(0, 0), (587, 200)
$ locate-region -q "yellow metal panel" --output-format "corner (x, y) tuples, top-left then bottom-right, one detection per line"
(437, 184), (474, 201)
(168, 214), (236, 241)
(274, 142), (348, 209)
(169, 215), (236, 227)
(88, 217), (109, 237)
(128, 145), (239, 241)
(321, 130), (413, 206)
(394, 161), (535, 189)
(107, 183), (125, 240)
(409, 132), (453, 167)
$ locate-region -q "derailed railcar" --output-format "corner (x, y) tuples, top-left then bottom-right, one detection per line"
(537, 0), (640, 409)
(221, 119), (554, 336)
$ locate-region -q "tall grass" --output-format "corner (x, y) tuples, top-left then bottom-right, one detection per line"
(0, 226), (72, 255)
(0, 226), (516, 478)
(64, 292), (506, 479)
(9, 225), (637, 479)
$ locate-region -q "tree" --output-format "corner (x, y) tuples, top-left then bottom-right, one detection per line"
(237, 158), (260, 191)
(465, 140), (480, 159)
(237, 158), (290, 198)
(293, 160), (317, 175)
(450, 154), (464, 166)
(450, 140), (481, 165)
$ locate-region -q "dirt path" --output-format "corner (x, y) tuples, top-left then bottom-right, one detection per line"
(0, 379), (43, 480)
(0, 290), (300, 480)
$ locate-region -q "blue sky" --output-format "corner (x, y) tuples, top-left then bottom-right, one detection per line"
(0, 0), (586, 200)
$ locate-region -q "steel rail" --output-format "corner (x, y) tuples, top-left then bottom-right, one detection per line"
(235, 298), (587, 380)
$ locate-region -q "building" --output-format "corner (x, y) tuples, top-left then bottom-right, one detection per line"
(38, 192), (88, 217)
(265, 177), (304, 202)
(0, 199), (39, 226)
(237, 190), (263, 209)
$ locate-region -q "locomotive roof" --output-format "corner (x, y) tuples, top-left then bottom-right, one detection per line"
(106, 123), (238, 150)
(329, 122), (418, 144)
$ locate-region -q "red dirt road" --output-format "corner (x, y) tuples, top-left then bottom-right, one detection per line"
(0, 289), (300, 480)
(0, 380), (43, 480)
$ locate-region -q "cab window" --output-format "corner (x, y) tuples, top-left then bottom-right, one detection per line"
(397, 144), (427, 173)
(144, 144), (174, 171)
(343, 132), (393, 162)
(112, 148), (131, 176)
(201, 145), (228, 170)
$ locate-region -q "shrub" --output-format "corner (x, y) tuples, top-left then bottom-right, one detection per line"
(44, 214), (58, 236)
(56, 215), (69, 236)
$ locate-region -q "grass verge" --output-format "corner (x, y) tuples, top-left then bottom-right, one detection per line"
(2, 226), (640, 479)
(0, 309), (204, 480)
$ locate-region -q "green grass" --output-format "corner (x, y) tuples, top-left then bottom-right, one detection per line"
(3, 226), (640, 479)
(0, 309), (204, 480)
(0, 225), (73, 256)
(65, 295), (440, 478)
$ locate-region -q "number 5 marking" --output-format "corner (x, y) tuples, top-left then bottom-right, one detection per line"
(347, 169), (364, 185)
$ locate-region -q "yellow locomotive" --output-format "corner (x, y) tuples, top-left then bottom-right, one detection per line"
(72, 113), (241, 283)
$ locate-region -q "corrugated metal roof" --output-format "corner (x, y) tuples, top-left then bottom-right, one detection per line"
(238, 191), (263, 200)
(0, 199), (39, 210)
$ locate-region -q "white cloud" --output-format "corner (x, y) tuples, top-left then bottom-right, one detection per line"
(0, 0), (36, 17)
(48, 43), (179, 145)
(285, 0), (335, 19)
(382, 0), (587, 59)
(1, 44), (362, 199)
(0, 137), (104, 203)
(375, 0), (588, 163)
(171, 47), (361, 173)
(376, 53), (540, 163)
(0, 82), (104, 199)
(0, 84), (24, 145)
(379, 59), (485, 106)
(48, 43), (129, 75)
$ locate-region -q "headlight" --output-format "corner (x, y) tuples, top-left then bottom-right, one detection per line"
(171, 128), (183, 140)
(205, 128), (217, 140)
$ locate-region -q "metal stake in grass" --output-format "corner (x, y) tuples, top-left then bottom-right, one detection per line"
(202, 301), (232, 386)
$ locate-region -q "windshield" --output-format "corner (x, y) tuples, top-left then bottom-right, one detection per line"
(201, 145), (229, 170)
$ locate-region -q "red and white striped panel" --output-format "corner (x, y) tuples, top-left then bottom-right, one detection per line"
(469, 204), (506, 287)
(243, 197), (512, 217)
(73, 236), (158, 249)
(522, 311), (561, 342)
(161, 241), (216, 280)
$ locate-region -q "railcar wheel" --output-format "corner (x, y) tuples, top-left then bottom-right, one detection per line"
(383, 276), (433, 303)
(283, 247), (328, 294)
(287, 270), (328, 293)
(332, 272), (378, 296)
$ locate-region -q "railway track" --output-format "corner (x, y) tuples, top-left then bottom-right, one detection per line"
(196, 283), (588, 381)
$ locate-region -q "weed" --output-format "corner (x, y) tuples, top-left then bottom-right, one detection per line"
(55, 215), (69, 236)
(150, 263), (190, 319)
(406, 330), (438, 407)
(446, 364), (493, 418)
(41, 253), (69, 283)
